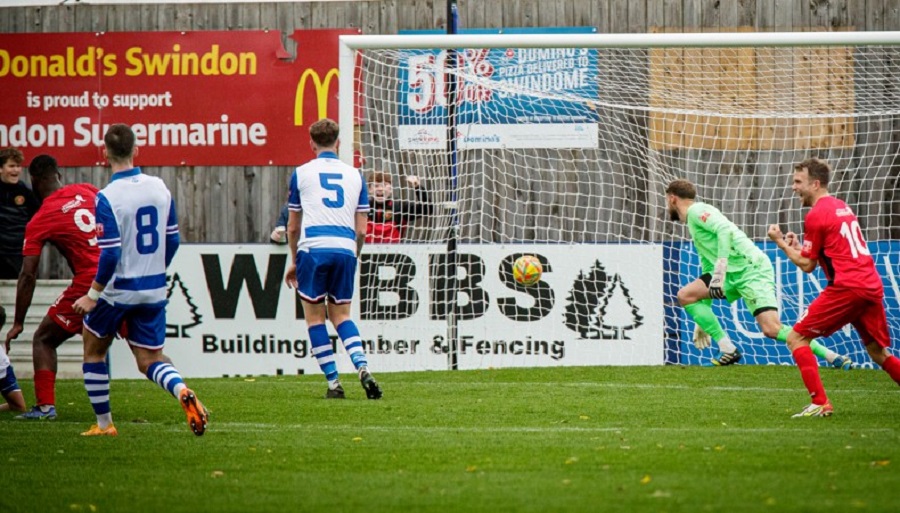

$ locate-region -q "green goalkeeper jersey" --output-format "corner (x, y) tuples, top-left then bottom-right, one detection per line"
(686, 202), (765, 274)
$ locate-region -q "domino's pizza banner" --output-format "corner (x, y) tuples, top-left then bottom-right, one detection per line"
(397, 27), (600, 150)
(0, 29), (357, 166)
(109, 243), (664, 378)
(665, 240), (900, 368)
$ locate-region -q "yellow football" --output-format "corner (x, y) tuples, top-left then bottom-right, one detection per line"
(512, 255), (542, 286)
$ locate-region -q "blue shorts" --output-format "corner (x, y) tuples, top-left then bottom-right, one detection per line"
(0, 365), (20, 395)
(84, 299), (167, 349)
(296, 250), (357, 304)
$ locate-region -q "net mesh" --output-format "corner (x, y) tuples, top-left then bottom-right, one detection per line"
(350, 42), (900, 368)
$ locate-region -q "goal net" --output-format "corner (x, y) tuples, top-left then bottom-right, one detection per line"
(339, 32), (900, 371)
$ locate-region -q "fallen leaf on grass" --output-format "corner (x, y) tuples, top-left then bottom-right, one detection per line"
(211, 470), (225, 478)
(565, 457), (578, 465)
(640, 475), (651, 485)
(871, 460), (890, 467)
(352, 437), (363, 442)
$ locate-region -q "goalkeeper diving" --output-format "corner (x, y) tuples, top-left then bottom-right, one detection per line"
(665, 179), (853, 368)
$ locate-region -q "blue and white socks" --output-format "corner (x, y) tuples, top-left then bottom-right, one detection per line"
(309, 324), (339, 387)
(147, 361), (187, 398)
(83, 361), (112, 428)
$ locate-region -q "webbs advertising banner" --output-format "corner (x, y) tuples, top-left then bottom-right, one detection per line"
(109, 243), (664, 378)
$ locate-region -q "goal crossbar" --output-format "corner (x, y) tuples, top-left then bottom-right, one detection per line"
(338, 30), (900, 162)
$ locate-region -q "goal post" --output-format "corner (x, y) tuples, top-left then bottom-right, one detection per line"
(338, 31), (900, 370)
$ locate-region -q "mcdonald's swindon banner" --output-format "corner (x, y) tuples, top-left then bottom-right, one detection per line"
(0, 29), (357, 166)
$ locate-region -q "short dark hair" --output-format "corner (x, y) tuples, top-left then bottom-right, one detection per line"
(0, 147), (24, 167)
(368, 171), (391, 185)
(310, 118), (339, 148)
(104, 124), (136, 162)
(665, 179), (697, 200)
(28, 154), (59, 181)
(794, 157), (831, 186)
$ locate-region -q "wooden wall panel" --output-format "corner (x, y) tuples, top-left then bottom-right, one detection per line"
(1, 0), (899, 260)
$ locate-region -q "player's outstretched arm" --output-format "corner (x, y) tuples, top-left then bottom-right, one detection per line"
(767, 224), (816, 272)
(5, 255), (40, 345)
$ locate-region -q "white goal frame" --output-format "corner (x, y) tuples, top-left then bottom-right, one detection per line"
(338, 30), (900, 164)
(336, 30), (900, 369)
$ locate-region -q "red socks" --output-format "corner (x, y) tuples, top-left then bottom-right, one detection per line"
(881, 355), (900, 385)
(792, 346), (828, 405)
(34, 369), (56, 406)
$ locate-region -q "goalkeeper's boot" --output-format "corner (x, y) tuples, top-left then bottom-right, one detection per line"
(179, 388), (209, 436)
(792, 401), (834, 418)
(325, 383), (345, 399)
(832, 355), (855, 370)
(81, 423), (118, 436)
(359, 368), (383, 400)
(15, 405), (57, 420)
(712, 348), (742, 366)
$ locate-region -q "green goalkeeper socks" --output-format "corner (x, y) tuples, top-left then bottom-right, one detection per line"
(776, 326), (831, 360)
(809, 340), (833, 360)
(776, 326), (792, 342)
(684, 300), (726, 341)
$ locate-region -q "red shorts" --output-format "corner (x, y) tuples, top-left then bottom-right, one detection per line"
(794, 286), (891, 348)
(47, 285), (87, 335)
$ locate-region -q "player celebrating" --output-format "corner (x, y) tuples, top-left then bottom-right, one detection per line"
(4, 155), (99, 420)
(284, 118), (382, 400)
(768, 158), (900, 417)
(665, 179), (851, 368)
(72, 124), (208, 436)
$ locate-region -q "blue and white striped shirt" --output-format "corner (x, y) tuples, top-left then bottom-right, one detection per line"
(94, 167), (179, 306)
(288, 152), (368, 258)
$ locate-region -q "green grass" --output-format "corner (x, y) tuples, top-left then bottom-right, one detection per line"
(3, 366), (899, 513)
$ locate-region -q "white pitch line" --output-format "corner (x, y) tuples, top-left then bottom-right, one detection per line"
(201, 380), (898, 394)
(33, 421), (896, 435)
(189, 423), (899, 435)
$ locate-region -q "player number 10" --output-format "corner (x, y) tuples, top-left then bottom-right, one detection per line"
(839, 220), (871, 258)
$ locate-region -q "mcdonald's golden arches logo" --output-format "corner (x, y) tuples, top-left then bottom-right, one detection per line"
(294, 68), (339, 126)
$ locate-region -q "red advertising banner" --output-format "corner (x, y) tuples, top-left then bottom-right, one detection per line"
(0, 29), (358, 166)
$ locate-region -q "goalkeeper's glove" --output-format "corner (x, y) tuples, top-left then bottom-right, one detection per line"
(693, 324), (712, 350)
(708, 258), (727, 299)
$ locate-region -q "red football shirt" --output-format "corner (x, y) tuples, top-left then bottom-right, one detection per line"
(22, 184), (100, 290)
(801, 195), (883, 294)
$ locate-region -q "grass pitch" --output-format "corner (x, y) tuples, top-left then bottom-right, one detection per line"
(2, 366), (899, 513)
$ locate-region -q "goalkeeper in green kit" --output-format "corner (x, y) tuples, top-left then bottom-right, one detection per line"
(665, 179), (853, 368)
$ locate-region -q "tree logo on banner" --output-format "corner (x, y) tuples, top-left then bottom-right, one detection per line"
(563, 260), (643, 340)
(165, 273), (203, 338)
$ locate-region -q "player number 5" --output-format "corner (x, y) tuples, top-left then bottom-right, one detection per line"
(319, 173), (345, 208)
(840, 220), (870, 258)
